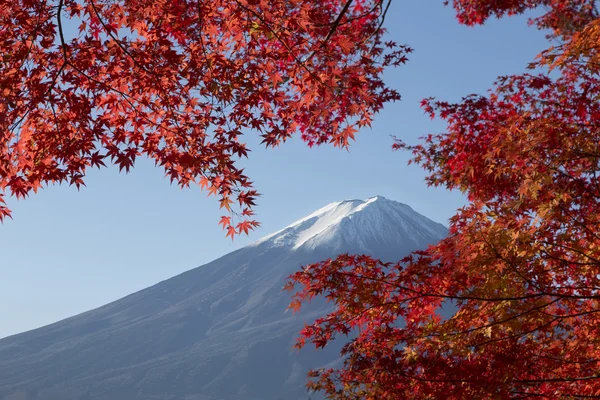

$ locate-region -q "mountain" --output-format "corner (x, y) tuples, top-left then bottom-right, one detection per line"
(0, 196), (447, 400)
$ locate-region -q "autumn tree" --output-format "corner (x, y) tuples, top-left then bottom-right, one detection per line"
(7, 0), (600, 397)
(288, 0), (600, 398)
(0, 0), (408, 236)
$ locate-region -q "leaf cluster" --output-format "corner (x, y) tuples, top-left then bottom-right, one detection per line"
(287, 1), (600, 398)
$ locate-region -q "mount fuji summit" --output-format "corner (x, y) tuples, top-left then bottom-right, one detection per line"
(0, 196), (447, 400)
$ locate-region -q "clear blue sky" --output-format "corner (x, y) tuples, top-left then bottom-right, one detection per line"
(0, 2), (549, 338)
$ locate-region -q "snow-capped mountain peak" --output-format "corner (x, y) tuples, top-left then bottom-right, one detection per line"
(253, 196), (447, 254)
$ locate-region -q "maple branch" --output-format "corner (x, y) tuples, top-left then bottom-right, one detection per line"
(481, 234), (543, 291)
(56, 0), (68, 62)
(539, 306), (600, 319)
(511, 391), (599, 399)
(55, 4), (187, 144)
(539, 239), (600, 265)
(376, 0), (393, 34)
(14, 1), (50, 73)
(539, 246), (600, 269)
(89, 0), (137, 61)
(470, 314), (561, 348)
(555, 202), (600, 243)
(88, 0), (188, 135)
(324, 269), (593, 302)
(49, 102), (61, 139)
(529, 353), (600, 365)
(322, 0), (354, 48)
(89, 0), (182, 98)
(195, 0), (222, 117)
(9, 0), (67, 134)
(57, 60), (187, 147)
(359, 0), (392, 46)
(469, 302), (600, 350)
(233, 0), (321, 83)
(328, 373), (471, 385)
(428, 297), (561, 340)
(515, 374), (600, 383)
(298, 265), (600, 344)
(324, 366), (600, 397)
(308, 0), (390, 61)
(315, 1), (381, 28)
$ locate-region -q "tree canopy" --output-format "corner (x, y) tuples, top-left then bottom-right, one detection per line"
(1, 0), (408, 236)
(5, 0), (600, 398)
(288, 0), (600, 398)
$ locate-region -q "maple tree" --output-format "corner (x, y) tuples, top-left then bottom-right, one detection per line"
(0, 0), (408, 236)
(288, 0), (600, 398)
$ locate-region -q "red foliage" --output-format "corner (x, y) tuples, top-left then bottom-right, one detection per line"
(288, 1), (600, 398)
(0, 0), (409, 235)
(448, 0), (597, 38)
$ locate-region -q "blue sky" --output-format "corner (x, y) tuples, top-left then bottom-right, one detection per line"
(0, 2), (550, 338)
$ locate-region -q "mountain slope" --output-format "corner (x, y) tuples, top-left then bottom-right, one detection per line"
(0, 196), (447, 400)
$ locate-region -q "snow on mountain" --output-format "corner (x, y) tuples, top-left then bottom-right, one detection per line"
(0, 196), (447, 400)
(256, 196), (447, 258)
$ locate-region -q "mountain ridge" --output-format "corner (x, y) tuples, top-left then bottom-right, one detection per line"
(0, 196), (447, 400)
